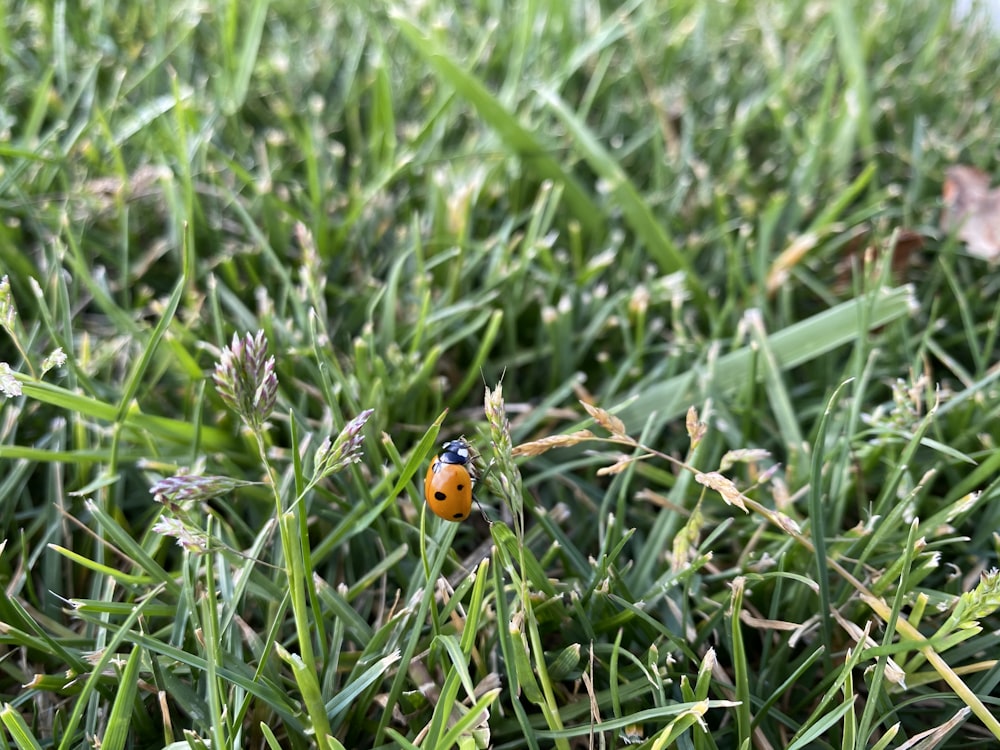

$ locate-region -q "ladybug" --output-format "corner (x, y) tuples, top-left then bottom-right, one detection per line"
(424, 438), (477, 522)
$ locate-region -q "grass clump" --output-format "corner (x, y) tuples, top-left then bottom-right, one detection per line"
(2, 1), (1000, 748)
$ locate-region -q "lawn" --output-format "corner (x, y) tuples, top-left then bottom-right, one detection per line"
(1, 1), (999, 748)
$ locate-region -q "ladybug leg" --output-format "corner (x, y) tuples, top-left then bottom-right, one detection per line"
(470, 458), (498, 522)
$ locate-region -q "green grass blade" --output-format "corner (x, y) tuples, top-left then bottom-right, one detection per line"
(0, 704), (44, 750)
(99, 646), (143, 750)
(537, 87), (700, 287)
(615, 286), (916, 430)
(390, 12), (603, 236)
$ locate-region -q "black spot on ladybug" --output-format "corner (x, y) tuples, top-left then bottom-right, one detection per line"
(434, 491), (447, 501)
(456, 483), (465, 491)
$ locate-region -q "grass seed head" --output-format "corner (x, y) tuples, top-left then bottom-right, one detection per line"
(0, 363), (21, 399)
(512, 430), (595, 457)
(313, 408), (374, 479)
(580, 400), (627, 438)
(0, 275), (16, 332)
(213, 330), (278, 431)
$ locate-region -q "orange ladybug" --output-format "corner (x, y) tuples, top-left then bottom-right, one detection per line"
(424, 438), (476, 521)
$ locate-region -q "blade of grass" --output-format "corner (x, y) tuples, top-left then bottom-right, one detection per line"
(390, 11), (603, 237)
(808, 379), (855, 672)
(537, 87), (701, 290)
(99, 646), (143, 750)
(0, 704), (44, 750)
(615, 286), (916, 430)
(729, 578), (753, 746)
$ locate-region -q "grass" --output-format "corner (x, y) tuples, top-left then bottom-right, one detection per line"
(2, 0), (1000, 747)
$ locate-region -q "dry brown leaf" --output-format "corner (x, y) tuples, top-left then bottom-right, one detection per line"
(831, 227), (926, 293)
(941, 165), (1000, 261)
